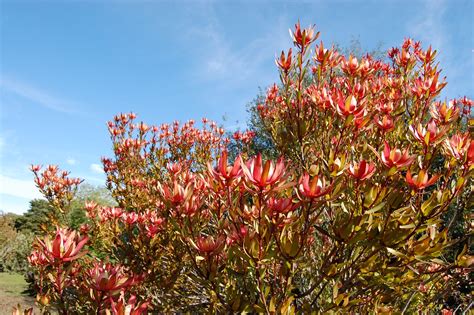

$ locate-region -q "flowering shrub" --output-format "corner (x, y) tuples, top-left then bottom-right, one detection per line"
(26, 23), (472, 313)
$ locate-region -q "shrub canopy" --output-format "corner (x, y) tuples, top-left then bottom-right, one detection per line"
(26, 23), (473, 314)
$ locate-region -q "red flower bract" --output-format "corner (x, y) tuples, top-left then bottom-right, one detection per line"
(406, 169), (439, 190)
(374, 115), (395, 132)
(290, 21), (318, 50)
(335, 93), (365, 118)
(381, 141), (415, 169)
(109, 292), (149, 315)
(27, 250), (48, 266)
(348, 160), (376, 181)
(430, 100), (459, 124)
(468, 140), (474, 165)
(267, 197), (296, 217)
(443, 133), (471, 162)
(36, 228), (88, 263)
(241, 154), (286, 190)
(194, 235), (225, 255)
(276, 48), (292, 72)
(409, 120), (446, 146)
(298, 173), (331, 199)
(86, 263), (134, 294)
(208, 150), (242, 184)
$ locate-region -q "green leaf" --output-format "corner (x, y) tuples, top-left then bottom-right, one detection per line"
(387, 247), (405, 259)
(387, 166), (398, 176)
(365, 202), (386, 214)
(421, 193), (440, 216)
(341, 202), (349, 213)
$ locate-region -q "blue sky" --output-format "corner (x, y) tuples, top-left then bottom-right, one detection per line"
(0, 0), (472, 214)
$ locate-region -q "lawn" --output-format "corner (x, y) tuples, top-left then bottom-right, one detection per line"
(0, 273), (36, 315)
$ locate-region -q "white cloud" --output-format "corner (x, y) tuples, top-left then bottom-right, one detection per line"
(224, 122), (248, 131)
(90, 163), (104, 174)
(66, 158), (77, 165)
(0, 196), (31, 215)
(409, 0), (446, 51)
(82, 176), (106, 185)
(185, 11), (290, 84)
(0, 174), (42, 200)
(407, 0), (471, 98)
(0, 135), (5, 157)
(0, 171), (43, 214)
(0, 76), (80, 114)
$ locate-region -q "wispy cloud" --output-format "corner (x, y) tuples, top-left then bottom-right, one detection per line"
(66, 158), (77, 165)
(407, 0), (472, 97)
(224, 122), (248, 131)
(0, 76), (81, 114)
(0, 196), (31, 215)
(81, 175), (105, 185)
(0, 170), (41, 214)
(409, 0), (446, 51)
(90, 163), (104, 174)
(184, 9), (289, 84)
(0, 174), (42, 200)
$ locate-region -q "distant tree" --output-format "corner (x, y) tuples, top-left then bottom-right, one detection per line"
(0, 231), (33, 272)
(0, 211), (19, 247)
(15, 199), (54, 234)
(15, 184), (115, 233)
(74, 182), (115, 205)
(68, 183), (116, 229)
(0, 211), (33, 272)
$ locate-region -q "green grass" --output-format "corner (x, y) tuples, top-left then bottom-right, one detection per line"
(0, 272), (36, 315)
(0, 272), (28, 296)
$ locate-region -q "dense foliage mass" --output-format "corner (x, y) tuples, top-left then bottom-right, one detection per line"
(0, 212), (33, 273)
(22, 23), (472, 314)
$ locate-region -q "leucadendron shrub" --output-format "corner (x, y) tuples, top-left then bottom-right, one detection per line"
(25, 22), (472, 314)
